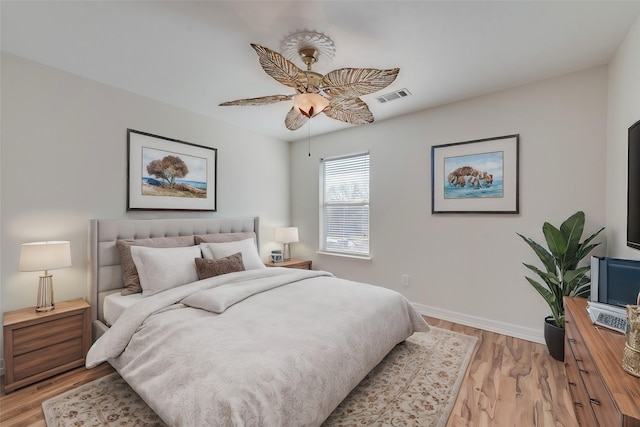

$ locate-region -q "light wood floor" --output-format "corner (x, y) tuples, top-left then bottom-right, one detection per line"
(425, 316), (577, 427)
(0, 317), (577, 427)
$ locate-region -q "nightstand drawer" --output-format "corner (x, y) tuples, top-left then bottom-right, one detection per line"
(265, 258), (312, 270)
(13, 336), (84, 381)
(13, 314), (83, 354)
(287, 264), (311, 270)
(3, 298), (91, 392)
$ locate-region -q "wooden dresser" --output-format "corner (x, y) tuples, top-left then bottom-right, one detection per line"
(3, 298), (91, 393)
(564, 297), (640, 426)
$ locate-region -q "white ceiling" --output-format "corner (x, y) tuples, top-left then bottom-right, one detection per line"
(3, 1), (640, 142)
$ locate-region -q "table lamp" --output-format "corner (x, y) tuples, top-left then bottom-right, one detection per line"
(275, 227), (299, 261)
(19, 241), (72, 312)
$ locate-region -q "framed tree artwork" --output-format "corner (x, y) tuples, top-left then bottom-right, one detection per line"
(127, 129), (217, 211)
(431, 134), (519, 214)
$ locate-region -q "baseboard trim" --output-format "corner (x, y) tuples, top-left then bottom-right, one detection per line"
(412, 302), (545, 344)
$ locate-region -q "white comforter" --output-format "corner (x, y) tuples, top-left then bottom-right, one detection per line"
(87, 268), (429, 427)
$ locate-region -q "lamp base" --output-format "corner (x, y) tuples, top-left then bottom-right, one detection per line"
(36, 274), (55, 312)
(283, 243), (292, 261)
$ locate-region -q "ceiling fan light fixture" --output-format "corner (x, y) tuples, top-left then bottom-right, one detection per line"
(220, 36), (400, 130)
(293, 93), (329, 118)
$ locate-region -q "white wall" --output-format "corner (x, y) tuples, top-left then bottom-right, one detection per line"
(0, 53), (291, 367)
(606, 16), (640, 260)
(291, 66), (609, 342)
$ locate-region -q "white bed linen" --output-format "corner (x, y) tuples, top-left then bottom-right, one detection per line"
(103, 292), (143, 326)
(87, 268), (429, 427)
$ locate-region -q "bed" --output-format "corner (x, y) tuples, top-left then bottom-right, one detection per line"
(86, 217), (430, 426)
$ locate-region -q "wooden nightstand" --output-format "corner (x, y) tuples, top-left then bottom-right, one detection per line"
(265, 258), (312, 270)
(3, 298), (91, 393)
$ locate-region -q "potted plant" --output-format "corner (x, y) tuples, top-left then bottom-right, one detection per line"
(517, 211), (604, 361)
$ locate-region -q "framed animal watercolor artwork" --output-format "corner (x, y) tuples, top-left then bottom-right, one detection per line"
(431, 134), (519, 213)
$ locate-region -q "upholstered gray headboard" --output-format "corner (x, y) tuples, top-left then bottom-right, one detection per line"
(88, 217), (259, 340)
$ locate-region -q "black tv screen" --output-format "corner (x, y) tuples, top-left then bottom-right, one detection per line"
(628, 119), (640, 250)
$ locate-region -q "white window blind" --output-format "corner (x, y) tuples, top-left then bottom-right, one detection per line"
(320, 153), (370, 256)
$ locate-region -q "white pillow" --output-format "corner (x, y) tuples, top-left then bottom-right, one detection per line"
(199, 238), (265, 271)
(130, 245), (201, 296)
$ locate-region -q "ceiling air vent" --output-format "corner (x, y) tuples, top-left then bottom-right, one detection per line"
(376, 88), (412, 104)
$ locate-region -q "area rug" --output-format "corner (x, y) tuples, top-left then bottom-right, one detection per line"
(42, 327), (477, 427)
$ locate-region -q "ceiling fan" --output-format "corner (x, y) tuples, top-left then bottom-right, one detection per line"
(219, 32), (400, 131)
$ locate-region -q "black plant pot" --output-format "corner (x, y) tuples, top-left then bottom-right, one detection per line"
(544, 316), (565, 361)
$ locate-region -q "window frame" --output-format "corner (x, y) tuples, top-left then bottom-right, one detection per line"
(318, 152), (371, 259)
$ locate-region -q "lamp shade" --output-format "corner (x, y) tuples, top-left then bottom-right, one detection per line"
(275, 227), (299, 244)
(293, 93), (329, 118)
(19, 241), (72, 272)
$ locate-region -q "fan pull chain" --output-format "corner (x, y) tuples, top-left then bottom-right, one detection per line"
(308, 119), (311, 157)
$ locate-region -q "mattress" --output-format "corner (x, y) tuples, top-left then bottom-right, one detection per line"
(103, 291), (143, 326)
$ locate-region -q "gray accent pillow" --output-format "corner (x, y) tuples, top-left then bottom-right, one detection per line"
(195, 252), (245, 280)
(194, 232), (257, 244)
(199, 238), (265, 271)
(116, 235), (196, 295)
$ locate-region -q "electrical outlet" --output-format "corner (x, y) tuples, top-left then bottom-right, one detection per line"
(401, 274), (410, 287)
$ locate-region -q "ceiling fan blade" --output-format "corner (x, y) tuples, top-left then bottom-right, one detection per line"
(285, 107), (308, 130)
(219, 94), (293, 106)
(251, 44), (306, 93)
(321, 68), (400, 99)
(323, 97), (374, 125)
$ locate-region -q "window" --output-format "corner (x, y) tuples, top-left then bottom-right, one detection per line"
(320, 152), (370, 257)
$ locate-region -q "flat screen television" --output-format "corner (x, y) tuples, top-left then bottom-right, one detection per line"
(628, 118), (640, 250)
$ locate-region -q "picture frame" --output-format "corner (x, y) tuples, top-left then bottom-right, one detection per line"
(127, 129), (217, 211)
(431, 134), (519, 214)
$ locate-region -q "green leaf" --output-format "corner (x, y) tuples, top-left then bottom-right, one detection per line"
(517, 233), (555, 273)
(526, 277), (556, 304)
(522, 263), (560, 287)
(556, 314), (565, 328)
(526, 277), (563, 321)
(560, 211), (585, 263)
(576, 228), (605, 261)
(562, 268), (589, 295)
(543, 223), (567, 261)
(572, 280), (591, 298)
(580, 227), (605, 250)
